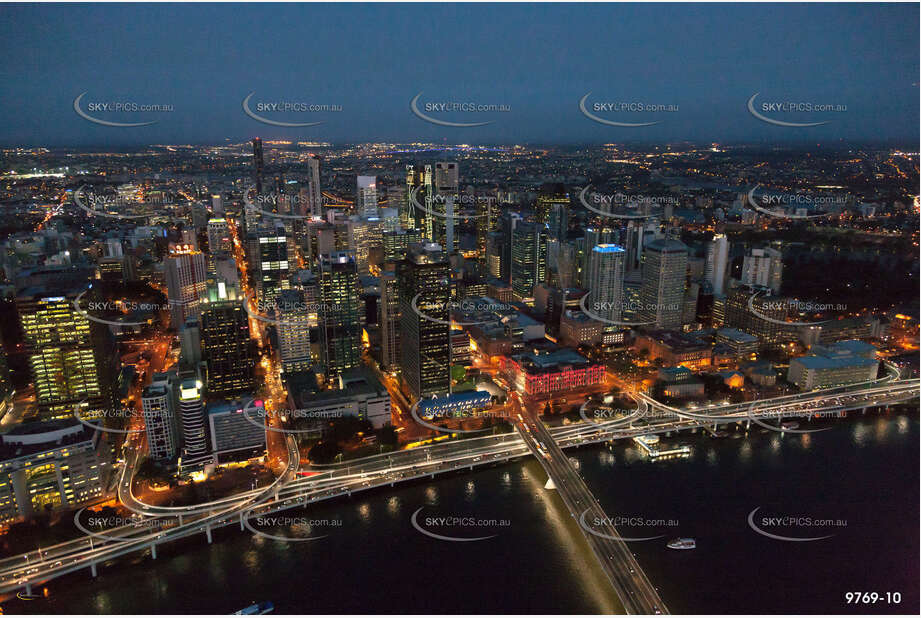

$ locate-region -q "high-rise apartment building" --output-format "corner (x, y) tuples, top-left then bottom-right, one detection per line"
(178, 378), (208, 465)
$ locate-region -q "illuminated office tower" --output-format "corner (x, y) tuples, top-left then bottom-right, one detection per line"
(379, 267), (401, 371)
(207, 217), (231, 253)
(142, 383), (178, 461)
(404, 164), (428, 231)
(475, 195), (497, 260)
(178, 378), (209, 464)
(308, 155), (322, 217)
(199, 281), (256, 398)
(510, 221), (549, 303)
(429, 162), (459, 252)
(349, 217), (383, 275)
(211, 194), (224, 214)
(485, 230), (505, 280)
(638, 238), (688, 329)
(275, 288), (313, 375)
(536, 183), (569, 226)
(252, 137), (264, 195)
(548, 202), (569, 241)
(306, 221), (350, 269)
(165, 244), (207, 328)
(291, 270), (320, 326)
(318, 252), (361, 381)
(586, 244), (626, 323)
(386, 185), (407, 225)
(742, 247), (783, 294)
(705, 233), (729, 296)
(16, 287), (116, 422)
(255, 223), (290, 305)
(398, 243), (450, 400)
(383, 228), (423, 262)
(357, 175), (378, 217)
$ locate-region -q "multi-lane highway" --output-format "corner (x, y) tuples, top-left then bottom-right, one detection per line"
(514, 393), (667, 614)
(0, 372), (917, 600)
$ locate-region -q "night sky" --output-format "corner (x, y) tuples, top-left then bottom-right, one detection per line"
(0, 2), (917, 146)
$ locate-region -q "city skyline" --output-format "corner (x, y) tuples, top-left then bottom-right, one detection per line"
(0, 2), (917, 616)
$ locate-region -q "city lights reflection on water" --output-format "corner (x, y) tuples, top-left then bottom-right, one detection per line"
(5, 412), (915, 615)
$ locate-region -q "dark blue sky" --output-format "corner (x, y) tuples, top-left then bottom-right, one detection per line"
(0, 3), (917, 146)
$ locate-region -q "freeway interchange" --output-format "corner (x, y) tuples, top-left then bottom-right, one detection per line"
(0, 368), (917, 610)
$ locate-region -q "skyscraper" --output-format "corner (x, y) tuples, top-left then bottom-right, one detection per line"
(536, 183), (569, 226)
(179, 317), (202, 366)
(252, 137), (264, 195)
(255, 223), (290, 305)
(275, 288), (313, 375)
(199, 281), (256, 398)
(207, 218), (231, 253)
(379, 266), (401, 371)
(165, 244), (207, 328)
(318, 252), (361, 381)
(178, 378), (209, 465)
(404, 164), (427, 231)
(638, 238), (688, 329)
(510, 221), (549, 303)
(349, 216), (383, 276)
(142, 382), (178, 461)
(399, 244), (451, 401)
(16, 286), (116, 422)
(382, 228), (423, 262)
(586, 244), (626, 323)
(475, 195), (497, 261)
(357, 175), (378, 217)
(705, 233), (729, 296)
(308, 155), (322, 218)
(433, 163), (459, 252)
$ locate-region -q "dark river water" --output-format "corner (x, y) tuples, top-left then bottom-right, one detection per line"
(5, 409), (917, 615)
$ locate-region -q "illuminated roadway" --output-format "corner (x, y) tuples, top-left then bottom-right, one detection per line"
(513, 392), (667, 614)
(0, 369), (917, 599)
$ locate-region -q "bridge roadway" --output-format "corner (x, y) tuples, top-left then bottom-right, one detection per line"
(0, 376), (917, 596)
(514, 393), (667, 614)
